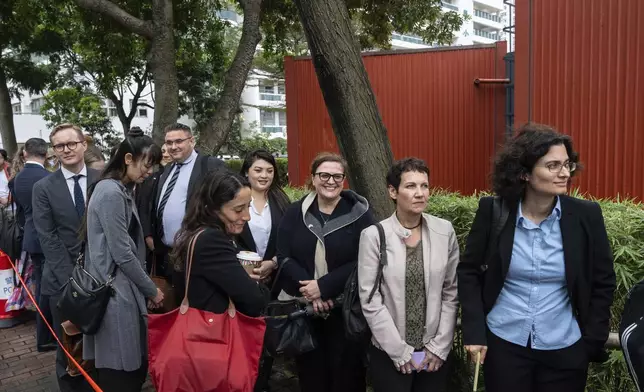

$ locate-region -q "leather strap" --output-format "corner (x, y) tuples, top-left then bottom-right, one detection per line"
(179, 229), (205, 315)
(177, 229), (238, 317)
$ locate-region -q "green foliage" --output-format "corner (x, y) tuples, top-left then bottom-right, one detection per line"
(225, 157), (289, 187)
(282, 187), (644, 391)
(259, 0), (466, 74)
(40, 87), (120, 150)
(0, 0), (64, 97)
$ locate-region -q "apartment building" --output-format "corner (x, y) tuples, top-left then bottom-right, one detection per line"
(392, 0), (511, 49)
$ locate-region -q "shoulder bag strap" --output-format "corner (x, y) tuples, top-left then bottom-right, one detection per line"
(481, 197), (510, 273)
(179, 229), (205, 314)
(367, 222), (387, 303)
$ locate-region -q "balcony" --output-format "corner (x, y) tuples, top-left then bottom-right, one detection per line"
(474, 29), (501, 40)
(391, 33), (425, 45)
(473, 0), (505, 11)
(474, 9), (502, 23)
(442, 1), (458, 11)
(262, 126), (286, 135)
(260, 93), (285, 102)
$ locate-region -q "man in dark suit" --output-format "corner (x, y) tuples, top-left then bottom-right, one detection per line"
(12, 138), (54, 352)
(33, 123), (99, 392)
(145, 123), (224, 296)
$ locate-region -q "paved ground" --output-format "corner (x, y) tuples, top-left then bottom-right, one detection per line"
(0, 317), (300, 392)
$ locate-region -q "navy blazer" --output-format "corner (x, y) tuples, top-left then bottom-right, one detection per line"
(13, 163), (50, 254)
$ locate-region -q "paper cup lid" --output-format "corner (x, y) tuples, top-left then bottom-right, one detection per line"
(237, 251), (262, 262)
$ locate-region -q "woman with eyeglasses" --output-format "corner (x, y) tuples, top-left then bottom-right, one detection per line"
(276, 152), (376, 392)
(458, 123), (616, 392)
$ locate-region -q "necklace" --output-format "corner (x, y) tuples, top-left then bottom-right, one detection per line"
(318, 211), (331, 226)
(402, 221), (422, 230)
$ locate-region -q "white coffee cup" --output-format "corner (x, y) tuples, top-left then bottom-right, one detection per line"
(237, 251), (262, 275)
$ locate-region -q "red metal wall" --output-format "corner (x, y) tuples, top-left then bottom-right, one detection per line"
(285, 43), (507, 193)
(515, 0), (644, 199)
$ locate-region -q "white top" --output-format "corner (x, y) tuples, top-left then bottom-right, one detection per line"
(248, 198), (272, 259)
(0, 168), (9, 199)
(60, 164), (88, 205)
(159, 150), (198, 247)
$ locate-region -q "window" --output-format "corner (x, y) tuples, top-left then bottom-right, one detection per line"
(260, 110), (276, 126)
(277, 83), (285, 95)
(278, 111), (286, 126)
(137, 100), (148, 117)
(30, 98), (44, 113)
(12, 104), (21, 114)
(260, 83), (275, 94)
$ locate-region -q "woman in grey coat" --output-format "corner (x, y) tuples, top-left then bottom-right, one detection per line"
(82, 128), (164, 391)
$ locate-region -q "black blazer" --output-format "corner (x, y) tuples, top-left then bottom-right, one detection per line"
(149, 154), (225, 248)
(13, 163), (50, 254)
(32, 168), (100, 296)
(457, 196), (616, 362)
(237, 192), (288, 262)
(187, 227), (269, 316)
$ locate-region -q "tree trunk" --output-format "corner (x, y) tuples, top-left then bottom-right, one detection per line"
(198, 0), (263, 154)
(149, 0), (178, 145)
(0, 67), (18, 157)
(292, 0), (394, 220)
(75, 0), (177, 145)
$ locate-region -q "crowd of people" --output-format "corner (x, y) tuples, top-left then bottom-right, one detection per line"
(3, 121), (616, 392)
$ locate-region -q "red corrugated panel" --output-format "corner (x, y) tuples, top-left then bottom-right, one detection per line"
(515, 0), (644, 200)
(285, 43), (507, 194)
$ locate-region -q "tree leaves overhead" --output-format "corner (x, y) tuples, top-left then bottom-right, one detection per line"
(260, 0), (464, 73)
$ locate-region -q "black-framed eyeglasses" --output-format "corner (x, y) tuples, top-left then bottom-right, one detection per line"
(315, 172), (345, 183)
(164, 137), (193, 147)
(545, 161), (577, 173)
(52, 141), (84, 153)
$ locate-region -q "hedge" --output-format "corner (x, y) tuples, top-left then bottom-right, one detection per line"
(284, 187), (644, 391)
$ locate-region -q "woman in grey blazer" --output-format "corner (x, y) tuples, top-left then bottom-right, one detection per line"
(82, 129), (164, 391)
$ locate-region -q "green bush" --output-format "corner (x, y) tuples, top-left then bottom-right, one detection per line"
(224, 158), (289, 187)
(284, 187), (644, 391)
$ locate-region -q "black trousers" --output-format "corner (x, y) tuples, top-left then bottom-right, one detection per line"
(31, 253), (54, 348)
(96, 359), (148, 392)
(295, 311), (366, 392)
(484, 331), (589, 392)
(49, 295), (95, 392)
(368, 344), (448, 392)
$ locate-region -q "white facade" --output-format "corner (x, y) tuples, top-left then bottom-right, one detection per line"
(391, 0), (511, 49)
(240, 71), (286, 139)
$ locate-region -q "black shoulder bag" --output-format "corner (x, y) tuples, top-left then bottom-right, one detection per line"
(57, 191), (137, 335)
(343, 222), (387, 342)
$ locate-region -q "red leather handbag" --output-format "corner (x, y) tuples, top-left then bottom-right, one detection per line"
(148, 230), (266, 392)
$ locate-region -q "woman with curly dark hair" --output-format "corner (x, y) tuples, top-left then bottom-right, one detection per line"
(457, 123), (616, 392)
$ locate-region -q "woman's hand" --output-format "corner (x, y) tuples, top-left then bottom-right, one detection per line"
(418, 349), (444, 372)
(252, 260), (277, 281)
(464, 345), (488, 364)
(299, 280), (321, 301)
(311, 298), (334, 314)
(397, 359), (418, 375)
(151, 288), (164, 305)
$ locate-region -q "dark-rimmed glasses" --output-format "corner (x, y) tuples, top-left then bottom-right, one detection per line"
(315, 172), (345, 183)
(52, 141), (84, 153)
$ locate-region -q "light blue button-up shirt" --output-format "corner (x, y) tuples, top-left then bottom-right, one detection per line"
(486, 197), (581, 350)
(159, 150), (198, 247)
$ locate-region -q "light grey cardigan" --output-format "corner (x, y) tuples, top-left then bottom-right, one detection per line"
(82, 179), (158, 371)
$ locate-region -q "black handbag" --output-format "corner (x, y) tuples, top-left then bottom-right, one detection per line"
(343, 222), (387, 342)
(264, 258), (318, 357)
(57, 249), (116, 335)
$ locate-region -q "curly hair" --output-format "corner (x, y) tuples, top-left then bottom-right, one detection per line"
(492, 123), (580, 204)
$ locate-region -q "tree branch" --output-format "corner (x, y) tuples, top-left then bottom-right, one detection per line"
(198, 0), (263, 153)
(75, 0), (154, 39)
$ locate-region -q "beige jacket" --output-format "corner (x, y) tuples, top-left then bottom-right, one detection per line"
(358, 212), (460, 367)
